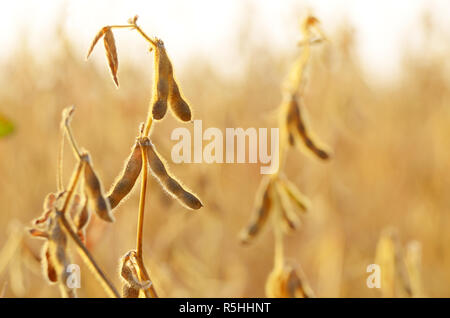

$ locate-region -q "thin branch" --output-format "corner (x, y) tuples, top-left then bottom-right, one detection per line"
(59, 214), (120, 298)
(57, 128), (65, 192)
(64, 119), (82, 160)
(110, 24), (157, 48)
(57, 158), (120, 298)
(135, 135), (158, 298)
(61, 160), (83, 215)
(273, 209), (285, 270)
(136, 140), (148, 259)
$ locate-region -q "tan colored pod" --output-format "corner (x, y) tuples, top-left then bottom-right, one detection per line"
(74, 198), (91, 243)
(168, 77), (192, 122)
(151, 39), (173, 120)
(141, 137), (202, 210)
(240, 178), (273, 244)
(103, 28), (119, 87)
(74, 198), (90, 231)
(286, 96), (329, 160)
(82, 154), (114, 222)
(42, 244), (58, 284)
(107, 141), (143, 209)
(44, 216), (76, 297)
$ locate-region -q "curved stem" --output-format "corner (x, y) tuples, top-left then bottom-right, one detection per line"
(57, 154), (119, 298)
(110, 24), (157, 48)
(59, 215), (120, 298)
(133, 25), (157, 47)
(64, 121), (82, 161)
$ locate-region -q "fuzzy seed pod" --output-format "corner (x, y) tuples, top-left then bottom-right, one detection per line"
(286, 96), (329, 160)
(82, 154), (114, 222)
(168, 77), (192, 122)
(120, 251), (151, 298)
(74, 198), (91, 243)
(86, 26), (119, 87)
(74, 199), (90, 231)
(47, 221), (68, 269)
(151, 40), (173, 120)
(240, 178), (273, 244)
(141, 138), (202, 210)
(107, 141), (143, 209)
(46, 216), (77, 298)
(103, 28), (119, 87)
(42, 244), (58, 284)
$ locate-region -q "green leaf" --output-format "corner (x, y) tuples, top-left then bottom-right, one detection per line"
(0, 114), (14, 138)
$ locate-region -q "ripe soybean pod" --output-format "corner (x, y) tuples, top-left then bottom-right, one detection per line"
(82, 153), (114, 222)
(151, 39), (172, 120)
(107, 141), (143, 209)
(140, 137), (202, 210)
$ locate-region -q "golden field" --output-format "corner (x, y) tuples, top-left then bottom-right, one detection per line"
(0, 10), (449, 298)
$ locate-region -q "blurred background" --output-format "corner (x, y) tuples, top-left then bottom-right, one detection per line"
(0, 0), (450, 297)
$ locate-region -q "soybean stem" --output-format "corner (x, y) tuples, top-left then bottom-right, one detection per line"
(135, 132), (158, 298)
(61, 160), (83, 215)
(58, 162), (120, 298)
(64, 122), (82, 160)
(273, 211), (285, 270)
(57, 128), (65, 192)
(110, 24), (156, 48)
(59, 215), (120, 298)
(136, 142), (148, 259)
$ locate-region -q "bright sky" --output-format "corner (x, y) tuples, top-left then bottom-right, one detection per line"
(0, 0), (449, 81)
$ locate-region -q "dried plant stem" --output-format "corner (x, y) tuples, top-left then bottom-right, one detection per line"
(57, 129), (65, 192)
(56, 158), (120, 298)
(134, 120), (158, 298)
(61, 160), (83, 214)
(110, 24), (156, 48)
(136, 143), (148, 260)
(273, 211), (285, 270)
(64, 121), (82, 160)
(59, 215), (120, 298)
(143, 106), (154, 137)
(132, 25), (157, 47)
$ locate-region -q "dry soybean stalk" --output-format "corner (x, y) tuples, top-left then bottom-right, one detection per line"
(134, 128), (158, 298)
(29, 107), (120, 298)
(240, 15), (331, 298)
(86, 16), (203, 297)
